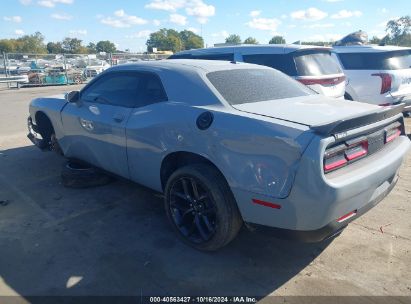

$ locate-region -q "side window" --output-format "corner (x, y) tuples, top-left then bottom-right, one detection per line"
(80, 72), (168, 108)
(194, 53), (234, 61)
(81, 72), (141, 108)
(139, 73), (168, 106)
(242, 54), (297, 76)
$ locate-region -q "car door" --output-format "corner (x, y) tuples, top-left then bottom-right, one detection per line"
(124, 72), (171, 191)
(61, 71), (143, 178)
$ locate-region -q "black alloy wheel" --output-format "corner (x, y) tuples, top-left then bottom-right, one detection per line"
(169, 176), (217, 243)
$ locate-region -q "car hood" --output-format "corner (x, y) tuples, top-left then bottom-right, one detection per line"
(232, 95), (381, 127)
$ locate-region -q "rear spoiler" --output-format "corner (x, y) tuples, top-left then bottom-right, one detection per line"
(311, 104), (405, 137)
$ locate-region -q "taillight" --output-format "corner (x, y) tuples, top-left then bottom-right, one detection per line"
(324, 138), (368, 173)
(372, 73), (392, 94)
(345, 137), (368, 161)
(385, 123), (402, 143)
(324, 144), (347, 172)
(324, 122), (402, 174)
(297, 76), (346, 86)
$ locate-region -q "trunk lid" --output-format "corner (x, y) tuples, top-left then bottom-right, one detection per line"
(232, 95), (382, 127)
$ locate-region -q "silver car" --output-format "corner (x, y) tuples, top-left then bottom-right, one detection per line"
(170, 44), (346, 99)
(27, 60), (410, 250)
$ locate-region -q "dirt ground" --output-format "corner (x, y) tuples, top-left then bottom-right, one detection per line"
(0, 85), (410, 301)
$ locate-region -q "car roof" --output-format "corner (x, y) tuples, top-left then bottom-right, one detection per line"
(174, 44), (331, 55)
(105, 59), (273, 108)
(108, 59), (270, 73)
(333, 44), (411, 53)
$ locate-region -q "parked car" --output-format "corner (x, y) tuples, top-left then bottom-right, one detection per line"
(27, 60), (410, 250)
(333, 45), (411, 113)
(84, 59), (110, 78)
(169, 44), (346, 99)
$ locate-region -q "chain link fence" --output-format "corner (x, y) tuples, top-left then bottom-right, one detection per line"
(0, 52), (170, 88)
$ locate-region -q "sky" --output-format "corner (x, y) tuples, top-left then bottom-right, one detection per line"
(1, 0), (410, 52)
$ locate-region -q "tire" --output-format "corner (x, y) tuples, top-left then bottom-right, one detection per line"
(36, 114), (62, 155)
(50, 133), (63, 155)
(164, 164), (243, 251)
(61, 161), (112, 189)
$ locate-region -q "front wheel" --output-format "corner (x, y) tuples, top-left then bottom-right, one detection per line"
(165, 164), (243, 251)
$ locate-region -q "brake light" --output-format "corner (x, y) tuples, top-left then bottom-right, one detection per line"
(298, 76), (346, 86)
(324, 122), (402, 174)
(345, 140), (368, 161)
(372, 73), (392, 94)
(385, 124), (402, 143)
(324, 144), (348, 173)
(324, 138), (368, 173)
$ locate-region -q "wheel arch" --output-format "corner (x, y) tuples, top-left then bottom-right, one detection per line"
(34, 111), (54, 139)
(160, 151), (230, 192)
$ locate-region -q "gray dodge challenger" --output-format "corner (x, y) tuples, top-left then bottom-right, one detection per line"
(27, 60), (411, 250)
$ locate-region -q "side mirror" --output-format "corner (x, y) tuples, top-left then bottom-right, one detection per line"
(66, 91), (80, 103)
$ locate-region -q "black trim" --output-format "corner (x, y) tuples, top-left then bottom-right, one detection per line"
(311, 104), (405, 136)
(247, 174), (398, 242)
(27, 117), (49, 150)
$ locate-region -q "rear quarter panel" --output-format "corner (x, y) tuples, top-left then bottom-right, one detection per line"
(125, 101), (314, 200)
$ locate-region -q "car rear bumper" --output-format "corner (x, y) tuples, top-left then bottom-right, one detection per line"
(247, 172), (398, 242)
(232, 134), (410, 234)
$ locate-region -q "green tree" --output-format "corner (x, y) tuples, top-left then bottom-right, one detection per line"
(269, 36), (286, 44)
(62, 37), (83, 53)
(301, 41), (331, 46)
(15, 32), (47, 53)
(225, 34), (241, 44)
(179, 30), (204, 50)
(369, 36), (382, 45)
(386, 16), (411, 46)
(96, 40), (117, 53)
(47, 42), (63, 54)
(86, 42), (97, 54)
(243, 37), (258, 44)
(0, 39), (17, 53)
(146, 28), (184, 53)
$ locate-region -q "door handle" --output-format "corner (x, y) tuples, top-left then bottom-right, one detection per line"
(113, 114), (125, 123)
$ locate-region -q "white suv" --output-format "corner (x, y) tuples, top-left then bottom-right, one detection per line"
(170, 45), (346, 99)
(333, 45), (411, 112)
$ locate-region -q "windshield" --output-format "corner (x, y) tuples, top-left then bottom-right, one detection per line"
(294, 52), (342, 76)
(207, 68), (312, 105)
(338, 50), (411, 70)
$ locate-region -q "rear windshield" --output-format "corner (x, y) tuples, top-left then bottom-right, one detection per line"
(338, 50), (411, 70)
(242, 54), (297, 75)
(243, 51), (342, 76)
(294, 52), (342, 76)
(207, 68), (312, 105)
